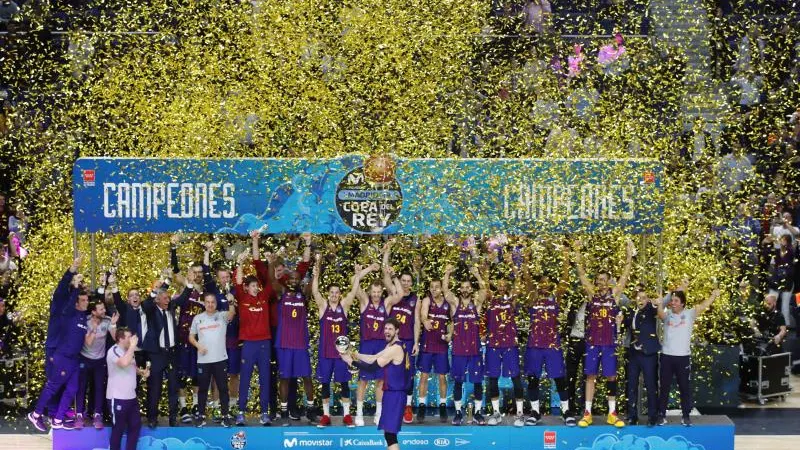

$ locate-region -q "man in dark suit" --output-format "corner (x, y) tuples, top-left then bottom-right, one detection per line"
(141, 279), (192, 428)
(624, 288), (660, 426)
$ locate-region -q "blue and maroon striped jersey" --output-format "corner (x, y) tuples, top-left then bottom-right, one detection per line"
(422, 298), (449, 354)
(452, 302), (480, 356)
(277, 290), (309, 349)
(319, 303), (348, 358)
(360, 299), (387, 341)
(487, 294), (517, 349)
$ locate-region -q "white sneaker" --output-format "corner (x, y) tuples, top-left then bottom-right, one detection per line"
(355, 415), (365, 427)
(374, 413), (380, 425)
(513, 415), (525, 427)
(487, 412), (502, 426)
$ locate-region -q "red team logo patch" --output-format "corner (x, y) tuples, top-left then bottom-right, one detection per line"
(82, 169), (96, 187)
(544, 430), (556, 449)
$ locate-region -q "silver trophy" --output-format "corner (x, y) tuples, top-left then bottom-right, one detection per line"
(335, 336), (360, 375)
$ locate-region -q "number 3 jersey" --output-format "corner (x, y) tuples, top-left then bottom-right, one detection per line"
(421, 298), (450, 354)
(277, 290), (310, 349)
(585, 291), (619, 346)
(320, 303), (348, 358)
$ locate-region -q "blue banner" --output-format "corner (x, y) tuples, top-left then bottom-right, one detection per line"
(54, 420), (733, 450)
(73, 156), (664, 234)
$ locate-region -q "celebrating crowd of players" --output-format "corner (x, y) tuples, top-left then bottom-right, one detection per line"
(27, 232), (725, 446)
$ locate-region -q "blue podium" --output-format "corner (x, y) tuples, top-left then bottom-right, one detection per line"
(53, 416), (734, 450)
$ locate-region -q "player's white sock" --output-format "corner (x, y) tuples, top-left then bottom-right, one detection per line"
(280, 402), (288, 411)
(454, 400), (462, 410)
(491, 399), (500, 413)
(561, 400), (569, 414)
(179, 397), (187, 408)
(531, 400), (540, 414)
(515, 400), (524, 416)
(439, 397), (447, 405)
(341, 400), (350, 416)
(406, 395), (412, 406)
(357, 401), (364, 417)
(585, 401), (592, 414)
(192, 392), (198, 405)
(323, 403), (330, 416)
(608, 399), (616, 414)
(474, 400), (483, 411)
(376, 402), (382, 418)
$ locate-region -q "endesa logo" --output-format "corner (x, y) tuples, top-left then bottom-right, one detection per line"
(434, 438), (451, 447)
(544, 430), (557, 449)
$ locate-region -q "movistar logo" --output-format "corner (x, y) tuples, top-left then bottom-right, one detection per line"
(284, 438), (334, 448)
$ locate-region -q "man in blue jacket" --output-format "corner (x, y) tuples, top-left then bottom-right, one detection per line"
(624, 287), (661, 426)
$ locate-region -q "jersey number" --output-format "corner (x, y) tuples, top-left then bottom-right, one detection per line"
(600, 308), (608, 318)
(331, 324), (341, 334)
(372, 321), (380, 331)
(499, 311), (508, 322)
(395, 314), (407, 324)
(291, 309), (298, 318)
(432, 321), (440, 330)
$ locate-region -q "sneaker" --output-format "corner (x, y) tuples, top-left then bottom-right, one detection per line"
(74, 414), (84, 430)
(168, 417), (178, 427)
(439, 403), (447, 423)
(355, 415), (365, 427)
(487, 411), (502, 426)
(289, 409), (301, 421)
(343, 414), (355, 428)
(607, 411), (625, 428)
(563, 410), (576, 427)
(65, 408), (76, 420)
(452, 410), (463, 426)
(235, 413), (246, 426)
(54, 419), (74, 430)
(513, 415), (525, 427)
(416, 404), (426, 423)
(473, 411), (487, 425)
(28, 412), (47, 432)
(681, 416), (692, 427)
(306, 407), (318, 425)
(93, 413), (104, 430)
(525, 411), (541, 426)
(658, 417), (668, 426)
(260, 413), (271, 426)
(318, 414), (331, 428)
(577, 411), (592, 428)
(281, 409), (290, 427)
(403, 405), (413, 424)
(221, 418), (231, 428)
(179, 407), (192, 424)
(195, 415), (207, 428)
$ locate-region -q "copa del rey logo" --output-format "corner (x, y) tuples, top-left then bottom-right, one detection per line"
(544, 430), (557, 449)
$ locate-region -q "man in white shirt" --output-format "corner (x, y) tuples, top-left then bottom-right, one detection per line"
(189, 292), (236, 427)
(107, 327), (149, 450)
(656, 288), (720, 426)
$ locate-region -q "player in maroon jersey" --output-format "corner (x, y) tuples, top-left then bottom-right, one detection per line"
(573, 238), (634, 428)
(312, 254), (374, 428)
(354, 267), (401, 427)
(381, 239), (421, 424)
(443, 263), (487, 426)
(416, 278), (451, 423)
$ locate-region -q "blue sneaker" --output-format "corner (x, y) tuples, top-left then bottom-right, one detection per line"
(28, 412), (47, 432)
(260, 413), (271, 426)
(235, 413), (246, 426)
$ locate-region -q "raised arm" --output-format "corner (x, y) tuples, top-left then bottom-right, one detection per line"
(170, 234), (181, 275)
(312, 253), (327, 316)
(442, 265), (458, 310)
(202, 241), (221, 295)
(613, 239), (635, 300)
(555, 245), (571, 300)
(301, 232), (312, 263)
(344, 262), (375, 311)
(695, 288), (721, 316)
(412, 299), (421, 356)
(572, 239), (595, 298)
(381, 239), (397, 295)
(471, 264), (488, 309)
(225, 294), (237, 322)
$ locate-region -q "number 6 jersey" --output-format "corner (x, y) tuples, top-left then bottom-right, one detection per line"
(277, 290), (309, 349)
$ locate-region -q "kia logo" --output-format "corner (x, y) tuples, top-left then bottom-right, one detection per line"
(434, 438), (450, 447)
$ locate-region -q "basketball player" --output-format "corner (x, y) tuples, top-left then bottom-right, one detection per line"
(267, 247), (317, 425)
(443, 264), (487, 426)
(381, 239), (421, 424)
(517, 245), (576, 426)
(485, 251), (526, 426)
(573, 238), (634, 428)
(312, 254), (374, 427)
(340, 318), (411, 450)
(354, 265), (398, 427)
(416, 278), (451, 423)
